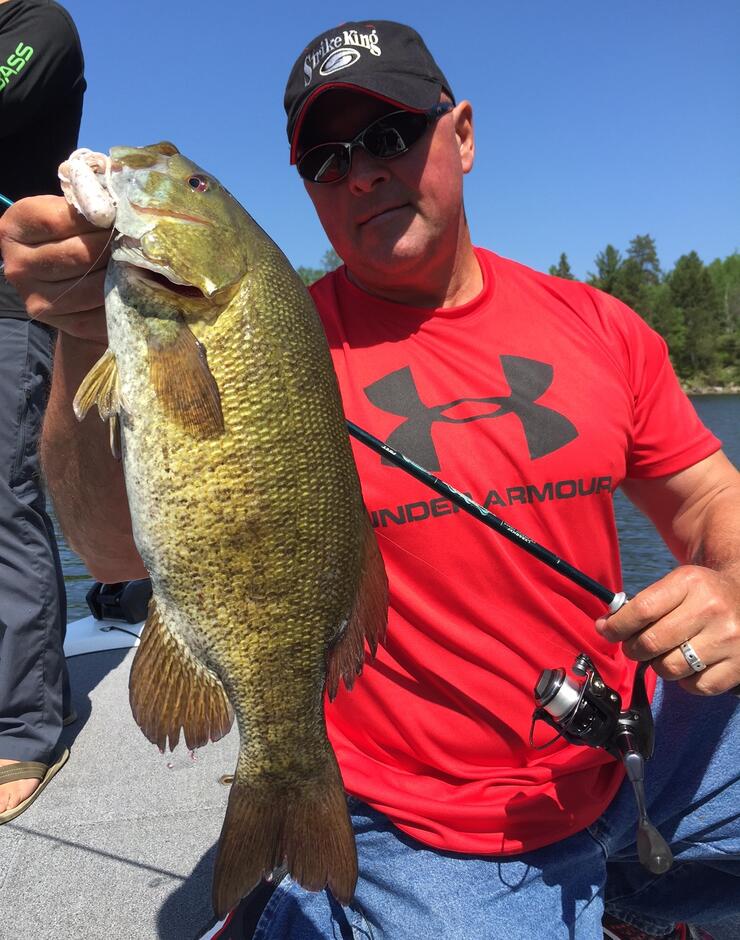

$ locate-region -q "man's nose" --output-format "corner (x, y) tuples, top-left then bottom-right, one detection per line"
(347, 146), (391, 193)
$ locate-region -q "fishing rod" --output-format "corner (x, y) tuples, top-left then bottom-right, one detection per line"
(347, 418), (673, 874)
(347, 420), (626, 612)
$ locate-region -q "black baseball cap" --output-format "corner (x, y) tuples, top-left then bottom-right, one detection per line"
(284, 20), (455, 163)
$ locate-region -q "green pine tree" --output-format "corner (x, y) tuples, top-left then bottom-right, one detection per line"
(626, 234), (661, 286)
(648, 282), (685, 362)
(610, 235), (662, 322)
(548, 252), (575, 279)
(588, 244), (623, 294)
(668, 251), (721, 380)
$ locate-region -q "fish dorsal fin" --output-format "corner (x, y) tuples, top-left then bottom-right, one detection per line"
(147, 322), (225, 437)
(325, 514), (388, 700)
(129, 596), (234, 752)
(73, 347), (122, 422)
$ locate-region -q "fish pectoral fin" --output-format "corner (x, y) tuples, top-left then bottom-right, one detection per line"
(212, 754), (358, 917)
(73, 348), (123, 423)
(147, 323), (225, 438)
(326, 514), (388, 701)
(129, 596), (234, 752)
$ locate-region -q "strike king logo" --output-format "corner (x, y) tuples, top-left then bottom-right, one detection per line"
(304, 27), (381, 86)
(364, 356), (579, 471)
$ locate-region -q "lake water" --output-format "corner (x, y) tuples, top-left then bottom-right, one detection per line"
(58, 396), (740, 622)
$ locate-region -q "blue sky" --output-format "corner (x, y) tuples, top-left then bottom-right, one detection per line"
(63, 0), (738, 280)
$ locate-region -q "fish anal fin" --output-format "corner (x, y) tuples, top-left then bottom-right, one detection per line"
(212, 755), (357, 917)
(73, 348), (122, 423)
(326, 515), (388, 701)
(129, 596), (234, 752)
(148, 324), (224, 438)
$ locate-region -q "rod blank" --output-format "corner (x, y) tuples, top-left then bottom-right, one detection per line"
(347, 419), (618, 607)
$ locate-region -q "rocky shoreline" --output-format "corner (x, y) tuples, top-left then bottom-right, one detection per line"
(682, 385), (740, 395)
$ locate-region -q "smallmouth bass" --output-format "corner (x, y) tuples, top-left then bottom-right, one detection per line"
(71, 142), (388, 915)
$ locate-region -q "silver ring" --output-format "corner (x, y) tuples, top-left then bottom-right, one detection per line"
(679, 640), (706, 673)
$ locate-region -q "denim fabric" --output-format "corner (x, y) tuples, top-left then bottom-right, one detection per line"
(246, 680), (739, 939)
(598, 680), (740, 937)
(0, 318), (69, 764)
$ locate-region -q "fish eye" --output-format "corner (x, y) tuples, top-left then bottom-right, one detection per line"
(188, 175), (209, 192)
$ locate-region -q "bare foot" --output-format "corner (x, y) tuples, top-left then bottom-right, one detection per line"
(0, 759), (40, 814)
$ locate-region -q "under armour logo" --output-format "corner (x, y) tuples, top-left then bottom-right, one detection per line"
(364, 356), (578, 470)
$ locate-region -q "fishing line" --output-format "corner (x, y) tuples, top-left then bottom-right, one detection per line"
(373, 526), (449, 581)
(0, 193), (114, 342)
(42, 225), (115, 309)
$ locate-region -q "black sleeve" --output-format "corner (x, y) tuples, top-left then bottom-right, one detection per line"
(0, 1), (85, 138)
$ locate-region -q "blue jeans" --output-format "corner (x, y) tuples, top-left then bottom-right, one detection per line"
(245, 680), (739, 939)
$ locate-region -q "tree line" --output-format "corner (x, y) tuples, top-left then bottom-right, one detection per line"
(298, 239), (739, 388)
(296, 248), (342, 288)
(549, 237), (740, 388)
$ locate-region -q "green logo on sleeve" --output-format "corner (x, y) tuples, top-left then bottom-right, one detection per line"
(0, 42), (34, 91)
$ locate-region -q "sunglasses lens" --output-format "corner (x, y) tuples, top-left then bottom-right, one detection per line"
(297, 108), (444, 183)
(297, 146), (350, 183)
(364, 112), (428, 158)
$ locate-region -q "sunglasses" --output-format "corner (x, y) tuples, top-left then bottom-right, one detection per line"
(296, 102), (454, 184)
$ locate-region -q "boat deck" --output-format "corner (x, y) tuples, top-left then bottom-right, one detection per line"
(1, 618), (236, 939)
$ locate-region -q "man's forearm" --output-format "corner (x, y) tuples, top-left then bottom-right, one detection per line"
(670, 452), (740, 579)
(689, 485), (740, 581)
(42, 332), (147, 582)
(623, 452), (740, 575)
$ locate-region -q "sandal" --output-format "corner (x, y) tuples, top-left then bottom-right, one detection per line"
(0, 748), (70, 824)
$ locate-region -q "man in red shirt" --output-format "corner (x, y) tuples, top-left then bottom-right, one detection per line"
(0, 18), (738, 940)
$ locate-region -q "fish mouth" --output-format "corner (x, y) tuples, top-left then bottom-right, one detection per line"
(130, 267), (206, 298)
(128, 201), (212, 227)
(111, 235), (207, 299)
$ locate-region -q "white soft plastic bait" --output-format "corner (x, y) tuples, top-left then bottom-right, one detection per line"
(58, 148), (117, 227)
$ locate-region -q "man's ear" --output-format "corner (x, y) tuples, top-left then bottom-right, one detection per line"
(454, 101), (475, 175)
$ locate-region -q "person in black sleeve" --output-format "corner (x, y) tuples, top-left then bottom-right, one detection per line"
(0, 0), (85, 822)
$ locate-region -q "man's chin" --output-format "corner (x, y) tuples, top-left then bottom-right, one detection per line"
(345, 247), (435, 300)
(357, 231), (433, 271)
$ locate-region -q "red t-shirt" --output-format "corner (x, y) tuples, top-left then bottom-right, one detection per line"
(309, 247), (721, 855)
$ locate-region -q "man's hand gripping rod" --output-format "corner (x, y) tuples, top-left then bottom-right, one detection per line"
(347, 420), (672, 874)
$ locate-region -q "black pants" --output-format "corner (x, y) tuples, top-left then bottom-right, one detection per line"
(0, 317), (68, 764)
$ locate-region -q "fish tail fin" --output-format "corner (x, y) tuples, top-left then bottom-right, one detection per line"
(326, 513), (388, 700)
(212, 752), (357, 917)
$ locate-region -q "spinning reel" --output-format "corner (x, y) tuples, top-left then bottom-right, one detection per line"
(531, 653), (672, 874)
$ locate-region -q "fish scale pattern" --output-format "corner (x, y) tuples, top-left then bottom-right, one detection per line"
(96, 143), (386, 909)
